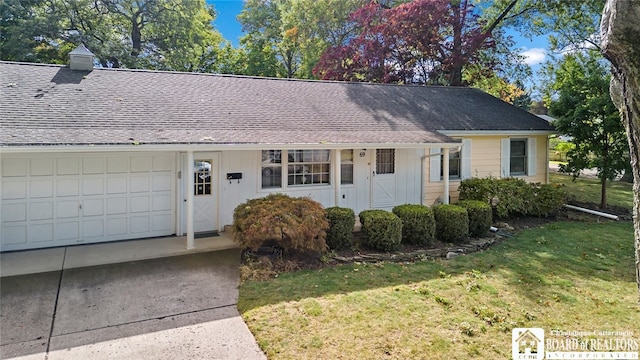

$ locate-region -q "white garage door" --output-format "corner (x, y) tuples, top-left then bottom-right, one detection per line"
(1, 153), (176, 251)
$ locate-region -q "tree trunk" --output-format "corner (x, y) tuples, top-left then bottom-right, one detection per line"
(448, 1), (463, 86)
(601, 0), (640, 305)
(600, 177), (608, 209)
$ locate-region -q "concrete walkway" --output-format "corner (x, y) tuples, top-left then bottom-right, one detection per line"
(0, 235), (266, 360)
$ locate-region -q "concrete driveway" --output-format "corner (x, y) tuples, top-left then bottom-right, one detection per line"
(0, 249), (266, 360)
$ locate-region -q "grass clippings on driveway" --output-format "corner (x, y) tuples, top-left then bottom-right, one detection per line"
(238, 221), (639, 359)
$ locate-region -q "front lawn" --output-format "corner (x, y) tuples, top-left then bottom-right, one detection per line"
(550, 172), (633, 211)
(238, 221), (639, 359)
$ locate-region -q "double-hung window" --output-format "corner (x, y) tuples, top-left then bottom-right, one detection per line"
(501, 137), (536, 178)
(509, 139), (527, 176)
(341, 150), (354, 185)
(440, 151), (461, 180)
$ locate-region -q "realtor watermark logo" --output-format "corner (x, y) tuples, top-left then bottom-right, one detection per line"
(513, 328), (545, 360)
(512, 328), (639, 359)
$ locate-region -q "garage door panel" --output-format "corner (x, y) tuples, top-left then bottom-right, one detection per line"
(57, 158), (79, 175)
(107, 218), (127, 235)
(57, 222), (80, 241)
(30, 202), (54, 220)
(3, 181), (26, 200)
(31, 180), (54, 198)
(152, 194), (172, 211)
(3, 203), (27, 222)
(152, 214), (173, 232)
(131, 156), (151, 172)
(152, 174), (172, 191)
(83, 157), (105, 174)
(83, 219), (104, 238)
(31, 158), (54, 176)
(57, 201), (80, 218)
(57, 179), (79, 197)
(131, 196), (150, 213)
(107, 157), (128, 173)
(83, 178), (104, 195)
(31, 224), (54, 242)
(107, 198), (127, 215)
(153, 155), (173, 171)
(107, 177), (127, 194)
(3, 226), (27, 245)
(3, 158), (27, 177)
(130, 216), (150, 233)
(2, 153), (176, 251)
(82, 199), (104, 216)
(130, 176), (150, 193)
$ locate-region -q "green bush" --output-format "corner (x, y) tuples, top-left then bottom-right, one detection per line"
(458, 200), (492, 237)
(459, 177), (566, 218)
(232, 194), (328, 253)
(359, 210), (402, 251)
(325, 207), (355, 250)
(433, 204), (469, 244)
(392, 204), (435, 245)
(529, 183), (567, 217)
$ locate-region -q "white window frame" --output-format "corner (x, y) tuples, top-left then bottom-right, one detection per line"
(430, 139), (471, 182)
(260, 149), (333, 189)
(501, 138), (537, 177)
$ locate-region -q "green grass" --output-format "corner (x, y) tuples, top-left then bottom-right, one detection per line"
(550, 172), (633, 210)
(238, 221), (639, 359)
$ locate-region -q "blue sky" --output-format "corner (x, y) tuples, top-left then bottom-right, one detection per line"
(208, 0), (549, 93)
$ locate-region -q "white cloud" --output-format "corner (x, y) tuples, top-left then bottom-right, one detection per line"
(519, 48), (547, 65)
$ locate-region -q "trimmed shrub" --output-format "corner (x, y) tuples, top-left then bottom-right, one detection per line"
(433, 204), (469, 244)
(325, 207), (355, 250)
(359, 210), (402, 251)
(458, 200), (492, 237)
(459, 177), (566, 218)
(529, 183), (567, 217)
(392, 204), (435, 245)
(232, 194), (328, 253)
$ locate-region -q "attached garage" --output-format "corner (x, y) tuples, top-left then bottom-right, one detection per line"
(1, 152), (176, 252)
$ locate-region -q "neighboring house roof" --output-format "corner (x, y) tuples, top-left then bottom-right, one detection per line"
(536, 114), (556, 123)
(0, 61), (554, 147)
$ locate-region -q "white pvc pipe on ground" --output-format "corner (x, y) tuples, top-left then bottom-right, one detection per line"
(564, 204), (619, 220)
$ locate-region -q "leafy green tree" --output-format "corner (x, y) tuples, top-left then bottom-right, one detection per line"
(545, 50), (628, 208)
(1, 0), (224, 71)
(238, 0), (366, 79)
(0, 0), (65, 63)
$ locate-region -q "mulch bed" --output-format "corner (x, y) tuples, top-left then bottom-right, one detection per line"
(240, 203), (631, 277)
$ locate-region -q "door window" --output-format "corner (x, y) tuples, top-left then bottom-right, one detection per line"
(194, 160), (212, 195)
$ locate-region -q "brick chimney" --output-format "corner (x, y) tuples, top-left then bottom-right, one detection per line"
(69, 44), (95, 71)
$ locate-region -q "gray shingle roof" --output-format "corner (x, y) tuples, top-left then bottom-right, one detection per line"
(0, 62), (554, 147)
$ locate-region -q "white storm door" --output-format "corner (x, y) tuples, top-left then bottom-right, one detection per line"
(371, 149), (397, 207)
(192, 153), (218, 233)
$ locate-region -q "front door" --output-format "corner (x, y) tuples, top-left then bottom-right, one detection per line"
(371, 149), (397, 207)
(183, 153), (218, 234)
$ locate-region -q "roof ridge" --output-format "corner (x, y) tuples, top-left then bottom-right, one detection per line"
(0, 60), (475, 90)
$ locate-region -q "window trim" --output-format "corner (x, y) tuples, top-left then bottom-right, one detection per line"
(509, 138), (528, 176)
(260, 149), (334, 190)
(502, 137), (536, 178)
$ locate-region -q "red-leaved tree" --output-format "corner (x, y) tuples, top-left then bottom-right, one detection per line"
(314, 0), (516, 85)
